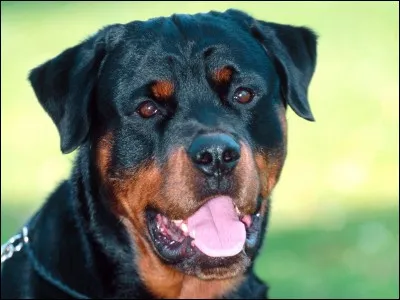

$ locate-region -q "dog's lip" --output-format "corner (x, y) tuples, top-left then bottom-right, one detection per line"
(146, 209), (196, 263)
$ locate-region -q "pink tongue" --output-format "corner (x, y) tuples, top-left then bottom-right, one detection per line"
(187, 196), (246, 257)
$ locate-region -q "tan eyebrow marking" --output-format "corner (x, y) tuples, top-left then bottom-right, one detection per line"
(151, 80), (174, 100)
(213, 67), (233, 84)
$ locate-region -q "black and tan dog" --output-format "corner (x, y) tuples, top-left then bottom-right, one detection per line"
(1, 9), (317, 299)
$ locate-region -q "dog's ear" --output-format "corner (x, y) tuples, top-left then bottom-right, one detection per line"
(29, 24), (125, 154)
(226, 9), (318, 121)
(253, 21), (318, 121)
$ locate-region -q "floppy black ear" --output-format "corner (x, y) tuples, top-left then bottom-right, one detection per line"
(226, 9), (318, 121)
(253, 20), (318, 121)
(28, 25), (124, 154)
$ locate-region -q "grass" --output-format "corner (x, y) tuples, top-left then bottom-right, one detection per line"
(257, 208), (399, 299)
(1, 1), (399, 298)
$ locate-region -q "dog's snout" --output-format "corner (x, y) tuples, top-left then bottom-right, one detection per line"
(188, 133), (241, 176)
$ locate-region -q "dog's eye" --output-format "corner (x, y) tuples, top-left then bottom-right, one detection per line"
(137, 101), (159, 118)
(233, 88), (254, 104)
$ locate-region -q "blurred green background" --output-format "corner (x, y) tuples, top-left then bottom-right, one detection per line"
(1, 1), (398, 298)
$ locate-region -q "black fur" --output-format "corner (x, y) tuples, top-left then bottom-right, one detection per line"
(1, 9), (317, 299)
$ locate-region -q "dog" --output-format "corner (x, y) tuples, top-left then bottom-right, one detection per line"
(1, 9), (317, 299)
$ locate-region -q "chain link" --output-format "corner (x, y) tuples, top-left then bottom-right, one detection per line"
(1, 226), (29, 264)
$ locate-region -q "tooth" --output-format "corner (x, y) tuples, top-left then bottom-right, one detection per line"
(181, 223), (188, 233)
(235, 205), (240, 215)
(173, 220), (183, 226)
(170, 241), (175, 245)
(256, 213), (260, 217)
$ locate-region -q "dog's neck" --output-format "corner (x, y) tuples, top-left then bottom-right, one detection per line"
(28, 146), (151, 298)
(74, 146), (154, 298)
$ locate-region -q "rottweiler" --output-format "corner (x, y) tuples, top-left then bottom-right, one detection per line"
(1, 9), (317, 299)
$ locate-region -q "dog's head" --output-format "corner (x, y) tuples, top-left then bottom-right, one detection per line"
(29, 9), (317, 287)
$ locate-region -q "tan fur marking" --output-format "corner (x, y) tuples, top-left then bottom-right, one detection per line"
(160, 147), (201, 219)
(151, 80), (174, 100)
(234, 142), (260, 215)
(254, 106), (288, 198)
(279, 105), (288, 144)
(213, 67), (233, 84)
(96, 131), (113, 180)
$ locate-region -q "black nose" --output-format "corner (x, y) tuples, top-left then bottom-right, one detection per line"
(188, 133), (241, 176)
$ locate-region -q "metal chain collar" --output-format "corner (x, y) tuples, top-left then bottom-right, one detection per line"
(1, 226), (29, 264)
(1, 226), (90, 298)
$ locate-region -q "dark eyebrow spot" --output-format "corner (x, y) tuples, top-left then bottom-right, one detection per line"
(151, 80), (174, 100)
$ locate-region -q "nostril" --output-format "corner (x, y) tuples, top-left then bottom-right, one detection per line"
(222, 148), (240, 163)
(196, 151), (213, 165)
(188, 133), (241, 176)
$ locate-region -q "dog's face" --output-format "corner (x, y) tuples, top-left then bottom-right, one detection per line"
(29, 9), (316, 285)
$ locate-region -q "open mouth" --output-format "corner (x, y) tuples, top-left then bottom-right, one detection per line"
(146, 196), (263, 266)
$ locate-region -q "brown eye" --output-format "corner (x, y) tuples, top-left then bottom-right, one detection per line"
(137, 101), (159, 118)
(233, 88), (254, 104)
